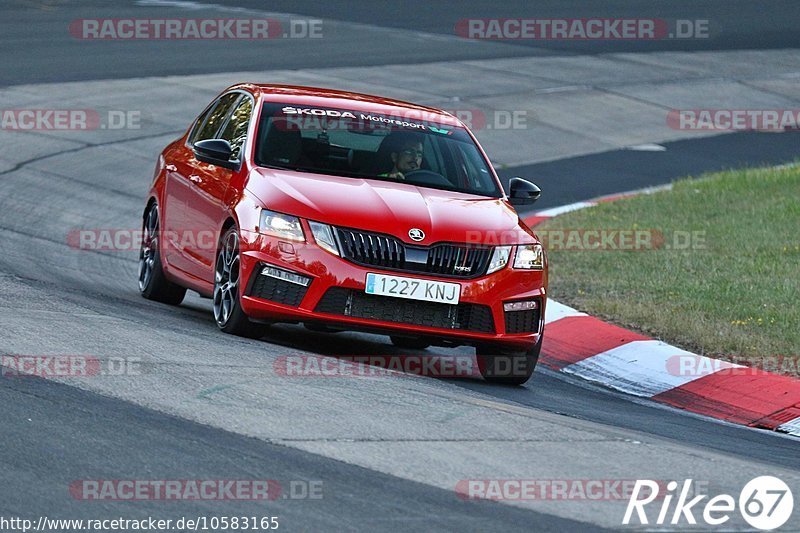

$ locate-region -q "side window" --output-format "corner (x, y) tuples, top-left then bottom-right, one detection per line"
(191, 93), (240, 144)
(189, 104), (216, 143)
(421, 136), (443, 176)
(219, 96), (253, 161)
(458, 143), (493, 191)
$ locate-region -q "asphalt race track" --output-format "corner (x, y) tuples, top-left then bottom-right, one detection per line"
(0, 1), (798, 530)
(3, 0), (799, 85)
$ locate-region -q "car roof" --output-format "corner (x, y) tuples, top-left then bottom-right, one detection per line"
(227, 83), (463, 127)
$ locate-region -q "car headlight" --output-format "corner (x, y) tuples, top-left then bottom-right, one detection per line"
(258, 209), (305, 241)
(487, 246), (511, 274)
(513, 244), (544, 270)
(309, 221), (340, 256)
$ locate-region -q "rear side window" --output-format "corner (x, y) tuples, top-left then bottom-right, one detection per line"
(190, 93), (240, 144)
(219, 96), (253, 161)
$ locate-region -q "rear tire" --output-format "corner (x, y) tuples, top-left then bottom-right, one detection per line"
(213, 226), (268, 339)
(138, 203), (186, 305)
(476, 335), (542, 386)
(390, 336), (431, 350)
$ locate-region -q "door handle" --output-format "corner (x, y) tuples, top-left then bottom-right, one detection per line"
(165, 164), (177, 172)
(189, 175), (202, 184)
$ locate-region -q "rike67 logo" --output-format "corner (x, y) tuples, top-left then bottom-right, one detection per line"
(624, 477), (794, 530)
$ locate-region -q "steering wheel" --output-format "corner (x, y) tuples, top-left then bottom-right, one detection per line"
(402, 169), (451, 187)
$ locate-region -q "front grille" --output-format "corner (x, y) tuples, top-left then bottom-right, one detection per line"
(504, 308), (541, 334)
(335, 228), (491, 279)
(315, 288), (495, 333)
(246, 271), (309, 307)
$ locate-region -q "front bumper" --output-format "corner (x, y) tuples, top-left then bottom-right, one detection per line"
(238, 230), (546, 350)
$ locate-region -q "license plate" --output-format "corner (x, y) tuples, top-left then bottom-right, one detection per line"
(365, 273), (461, 305)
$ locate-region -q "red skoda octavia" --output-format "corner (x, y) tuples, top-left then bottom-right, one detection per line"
(139, 84), (547, 384)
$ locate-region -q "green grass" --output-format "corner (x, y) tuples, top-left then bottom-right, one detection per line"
(538, 163), (800, 367)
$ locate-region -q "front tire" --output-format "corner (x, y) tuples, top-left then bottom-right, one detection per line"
(213, 227), (268, 339)
(138, 203), (186, 305)
(476, 335), (542, 386)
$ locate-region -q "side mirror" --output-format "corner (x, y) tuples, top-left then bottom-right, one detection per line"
(508, 177), (541, 205)
(193, 139), (236, 169)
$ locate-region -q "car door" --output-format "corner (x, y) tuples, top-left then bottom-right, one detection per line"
(215, 92), (254, 208)
(164, 92), (240, 281)
(190, 93), (254, 278)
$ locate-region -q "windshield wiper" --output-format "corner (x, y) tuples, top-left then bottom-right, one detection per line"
(263, 164), (308, 172)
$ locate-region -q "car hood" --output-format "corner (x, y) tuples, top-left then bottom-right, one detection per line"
(247, 168), (536, 246)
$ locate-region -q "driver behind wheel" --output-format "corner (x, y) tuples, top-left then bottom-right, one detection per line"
(379, 132), (423, 180)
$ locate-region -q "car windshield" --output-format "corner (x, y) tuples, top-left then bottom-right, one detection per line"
(254, 102), (502, 197)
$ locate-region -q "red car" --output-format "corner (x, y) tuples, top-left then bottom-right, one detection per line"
(139, 84), (547, 384)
